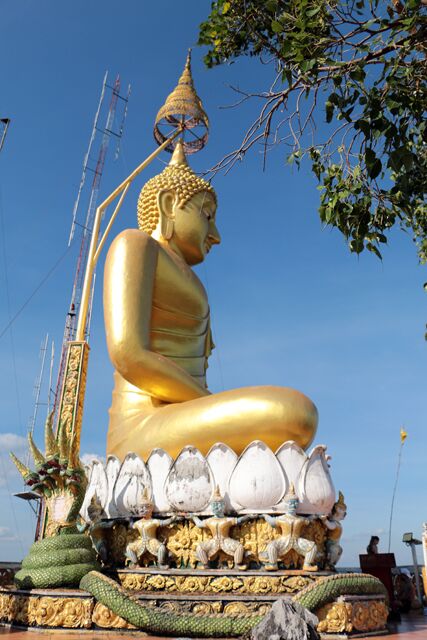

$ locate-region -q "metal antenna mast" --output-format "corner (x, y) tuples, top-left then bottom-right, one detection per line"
(53, 73), (130, 424)
(0, 118), (10, 153)
(28, 334), (49, 438)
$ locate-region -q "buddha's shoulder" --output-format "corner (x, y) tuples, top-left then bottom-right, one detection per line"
(108, 228), (159, 256)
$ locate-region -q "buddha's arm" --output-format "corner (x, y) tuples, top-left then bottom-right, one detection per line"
(104, 229), (210, 403)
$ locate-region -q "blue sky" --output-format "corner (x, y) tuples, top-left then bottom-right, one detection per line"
(0, 1), (425, 567)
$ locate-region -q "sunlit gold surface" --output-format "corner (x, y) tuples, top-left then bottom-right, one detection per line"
(104, 143), (318, 461)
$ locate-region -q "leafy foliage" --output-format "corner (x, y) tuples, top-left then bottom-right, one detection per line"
(198, 0), (427, 260)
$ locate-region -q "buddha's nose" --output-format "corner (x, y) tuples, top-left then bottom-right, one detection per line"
(209, 221), (221, 245)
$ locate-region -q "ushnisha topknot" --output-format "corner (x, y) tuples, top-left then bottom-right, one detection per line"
(137, 139), (216, 235)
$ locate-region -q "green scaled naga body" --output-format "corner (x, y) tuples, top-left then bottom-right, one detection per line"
(10, 416), (388, 636)
(11, 413), (100, 589)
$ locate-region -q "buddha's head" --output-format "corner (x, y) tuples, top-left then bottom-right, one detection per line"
(210, 485), (225, 518)
(283, 484), (299, 516)
(137, 140), (220, 265)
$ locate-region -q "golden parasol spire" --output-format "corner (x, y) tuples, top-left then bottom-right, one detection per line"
(154, 49), (209, 154)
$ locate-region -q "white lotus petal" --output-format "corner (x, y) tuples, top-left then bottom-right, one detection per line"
(275, 441), (307, 492)
(80, 459), (108, 523)
(104, 454), (121, 518)
(229, 441), (286, 510)
(147, 448), (173, 513)
(206, 443), (238, 513)
(165, 446), (213, 512)
(297, 445), (335, 515)
(113, 453), (152, 517)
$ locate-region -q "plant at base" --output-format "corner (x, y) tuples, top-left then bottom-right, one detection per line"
(198, 0), (426, 262)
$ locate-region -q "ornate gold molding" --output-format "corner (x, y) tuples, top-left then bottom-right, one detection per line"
(0, 587), (388, 634)
(0, 591), (93, 628)
(352, 600), (388, 632)
(317, 602), (353, 633)
(317, 599), (388, 634)
(57, 341), (89, 442)
(118, 571), (318, 595)
(92, 602), (136, 629)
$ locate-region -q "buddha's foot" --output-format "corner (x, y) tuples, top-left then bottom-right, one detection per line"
(264, 563), (278, 571)
(237, 564), (248, 571)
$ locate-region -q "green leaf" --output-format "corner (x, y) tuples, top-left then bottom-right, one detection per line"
(349, 67), (366, 82)
(369, 158), (382, 179)
(355, 119), (371, 136)
(365, 147), (376, 166)
(325, 101), (334, 123)
(300, 59), (316, 72)
(271, 20), (283, 33)
(306, 6), (321, 16)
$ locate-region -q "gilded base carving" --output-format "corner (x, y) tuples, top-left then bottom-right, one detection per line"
(0, 584), (388, 635)
(117, 570), (319, 595)
(352, 600), (388, 632)
(317, 602), (353, 633)
(92, 602), (136, 629)
(108, 516), (329, 570)
(317, 598), (388, 634)
(0, 590), (93, 628)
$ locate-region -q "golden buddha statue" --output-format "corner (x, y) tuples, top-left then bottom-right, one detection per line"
(103, 57), (318, 462)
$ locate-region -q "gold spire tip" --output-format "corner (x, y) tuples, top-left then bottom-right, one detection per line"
(154, 50), (209, 155)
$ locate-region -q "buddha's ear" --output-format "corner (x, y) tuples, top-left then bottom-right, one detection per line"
(157, 189), (177, 240)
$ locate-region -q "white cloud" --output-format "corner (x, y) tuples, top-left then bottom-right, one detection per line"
(0, 433), (28, 490)
(81, 453), (105, 467)
(0, 433), (27, 453)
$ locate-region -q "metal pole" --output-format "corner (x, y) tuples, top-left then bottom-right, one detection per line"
(68, 73), (108, 246)
(410, 542), (423, 606)
(47, 340), (55, 416)
(29, 334), (49, 436)
(75, 126), (182, 341)
(0, 119), (10, 153)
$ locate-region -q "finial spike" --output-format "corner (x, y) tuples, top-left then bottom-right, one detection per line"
(28, 431), (46, 468)
(58, 423), (69, 462)
(10, 452), (31, 479)
(169, 138), (188, 167)
(68, 427), (80, 469)
(44, 411), (58, 459)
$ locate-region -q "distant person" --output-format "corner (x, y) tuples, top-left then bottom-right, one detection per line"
(394, 570), (415, 613)
(367, 535), (380, 554)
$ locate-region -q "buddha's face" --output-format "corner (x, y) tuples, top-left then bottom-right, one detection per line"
(158, 190), (220, 265)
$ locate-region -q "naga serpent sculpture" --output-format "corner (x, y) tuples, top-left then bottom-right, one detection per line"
(11, 416), (387, 637)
